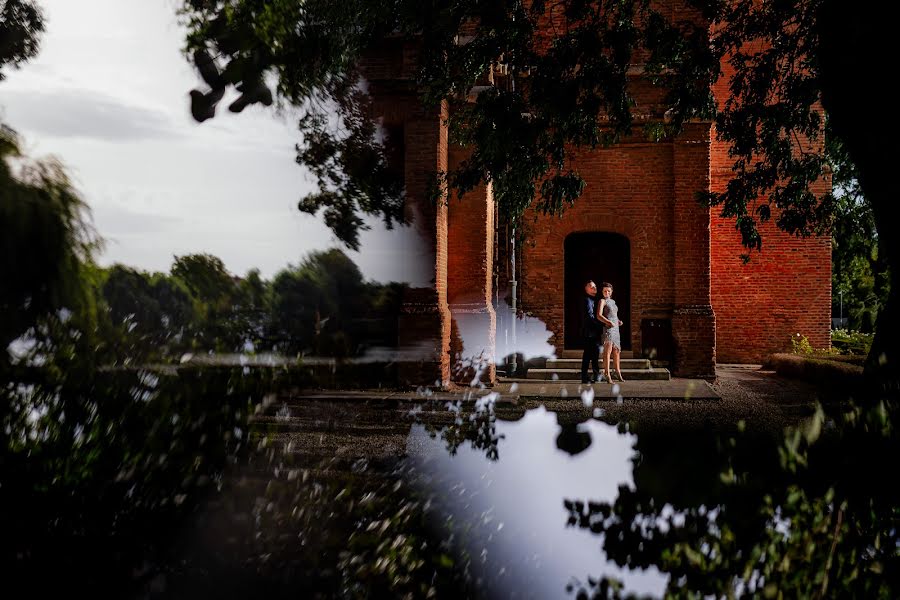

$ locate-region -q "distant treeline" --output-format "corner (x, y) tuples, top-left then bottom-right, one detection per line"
(97, 249), (405, 361)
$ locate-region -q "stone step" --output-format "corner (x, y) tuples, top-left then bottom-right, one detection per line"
(525, 368), (670, 381)
(560, 349), (635, 359)
(546, 358), (650, 370)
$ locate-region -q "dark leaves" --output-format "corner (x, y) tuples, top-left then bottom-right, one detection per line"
(0, 0), (44, 80)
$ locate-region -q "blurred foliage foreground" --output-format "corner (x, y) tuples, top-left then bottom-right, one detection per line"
(2, 362), (897, 598)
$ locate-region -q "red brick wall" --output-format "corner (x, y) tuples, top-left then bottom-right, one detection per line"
(709, 36), (832, 364)
(709, 206), (832, 363)
(671, 124), (715, 377)
(520, 142), (676, 354)
(448, 146), (494, 307)
(518, 128), (716, 378)
(447, 145), (497, 384)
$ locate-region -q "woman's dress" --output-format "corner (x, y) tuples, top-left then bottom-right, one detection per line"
(600, 299), (621, 351)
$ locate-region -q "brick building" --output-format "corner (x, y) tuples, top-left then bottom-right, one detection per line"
(360, 5), (831, 386)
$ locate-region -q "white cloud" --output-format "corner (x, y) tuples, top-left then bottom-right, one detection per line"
(2, 88), (180, 141)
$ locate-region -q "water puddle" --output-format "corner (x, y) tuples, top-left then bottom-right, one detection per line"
(406, 405), (667, 598)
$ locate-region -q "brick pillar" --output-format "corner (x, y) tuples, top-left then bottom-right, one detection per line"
(447, 145), (497, 385)
(397, 100), (452, 387)
(672, 123), (716, 379)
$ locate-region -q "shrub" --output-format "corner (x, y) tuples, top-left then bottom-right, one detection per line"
(831, 329), (873, 356)
(790, 333), (814, 355)
(764, 353), (865, 394)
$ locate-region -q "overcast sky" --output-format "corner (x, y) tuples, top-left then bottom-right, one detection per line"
(0, 0), (432, 284)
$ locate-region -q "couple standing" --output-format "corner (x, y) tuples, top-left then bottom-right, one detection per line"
(579, 280), (625, 384)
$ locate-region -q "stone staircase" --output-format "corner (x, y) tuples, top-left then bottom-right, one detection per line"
(522, 349), (671, 381)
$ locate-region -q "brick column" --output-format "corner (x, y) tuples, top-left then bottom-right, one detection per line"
(447, 145), (496, 385)
(397, 100), (452, 387)
(672, 123), (716, 378)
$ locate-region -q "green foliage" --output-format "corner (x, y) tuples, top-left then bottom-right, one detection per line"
(178, 0), (408, 250)
(178, 0), (718, 243)
(1, 364), (283, 590)
(171, 252), (235, 305)
(828, 121), (890, 333)
(167, 254), (269, 354)
(99, 264), (195, 361)
(268, 248), (400, 356)
(0, 126), (101, 366)
(87, 248), (404, 361)
(0, 0), (45, 80)
(790, 332), (814, 355)
(764, 353), (865, 400)
(831, 328), (874, 356)
(564, 400), (899, 599)
(698, 0), (834, 252)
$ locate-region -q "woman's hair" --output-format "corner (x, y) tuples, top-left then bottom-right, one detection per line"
(601, 282), (613, 291)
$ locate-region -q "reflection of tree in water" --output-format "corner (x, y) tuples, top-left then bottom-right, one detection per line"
(421, 394), (506, 462)
(563, 407), (899, 598)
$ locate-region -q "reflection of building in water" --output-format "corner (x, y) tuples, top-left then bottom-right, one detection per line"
(361, 5), (830, 387)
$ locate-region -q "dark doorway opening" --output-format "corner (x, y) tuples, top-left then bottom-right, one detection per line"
(564, 232), (631, 350)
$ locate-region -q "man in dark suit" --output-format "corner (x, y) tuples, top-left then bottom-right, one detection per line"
(580, 280), (602, 384)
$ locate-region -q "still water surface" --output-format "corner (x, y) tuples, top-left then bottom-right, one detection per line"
(407, 405), (669, 598)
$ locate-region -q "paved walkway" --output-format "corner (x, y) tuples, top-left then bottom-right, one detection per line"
(288, 376), (719, 404)
(173, 353), (719, 402)
(494, 378), (719, 400)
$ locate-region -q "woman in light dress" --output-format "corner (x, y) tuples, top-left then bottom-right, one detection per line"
(596, 282), (625, 382)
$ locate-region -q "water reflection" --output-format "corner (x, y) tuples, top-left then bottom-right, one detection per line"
(3, 367), (896, 598)
(406, 406), (668, 598)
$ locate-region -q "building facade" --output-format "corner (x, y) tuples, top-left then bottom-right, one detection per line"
(360, 6), (831, 386)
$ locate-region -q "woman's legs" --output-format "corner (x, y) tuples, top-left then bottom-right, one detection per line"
(613, 347), (624, 381)
(602, 342), (612, 382)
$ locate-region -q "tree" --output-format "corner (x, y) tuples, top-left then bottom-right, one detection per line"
(0, 0), (44, 81)
(178, 0), (898, 397)
(100, 265), (195, 358)
(814, 3), (897, 395)
(269, 249), (367, 356)
(0, 126), (99, 367)
(826, 121), (889, 334)
(170, 253), (265, 352)
(563, 406), (898, 598)
(171, 253), (235, 306)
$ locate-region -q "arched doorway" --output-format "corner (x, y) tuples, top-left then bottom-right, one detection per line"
(564, 232), (631, 350)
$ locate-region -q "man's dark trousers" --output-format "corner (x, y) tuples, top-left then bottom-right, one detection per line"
(580, 340), (600, 383)
(580, 294), (601, 383)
